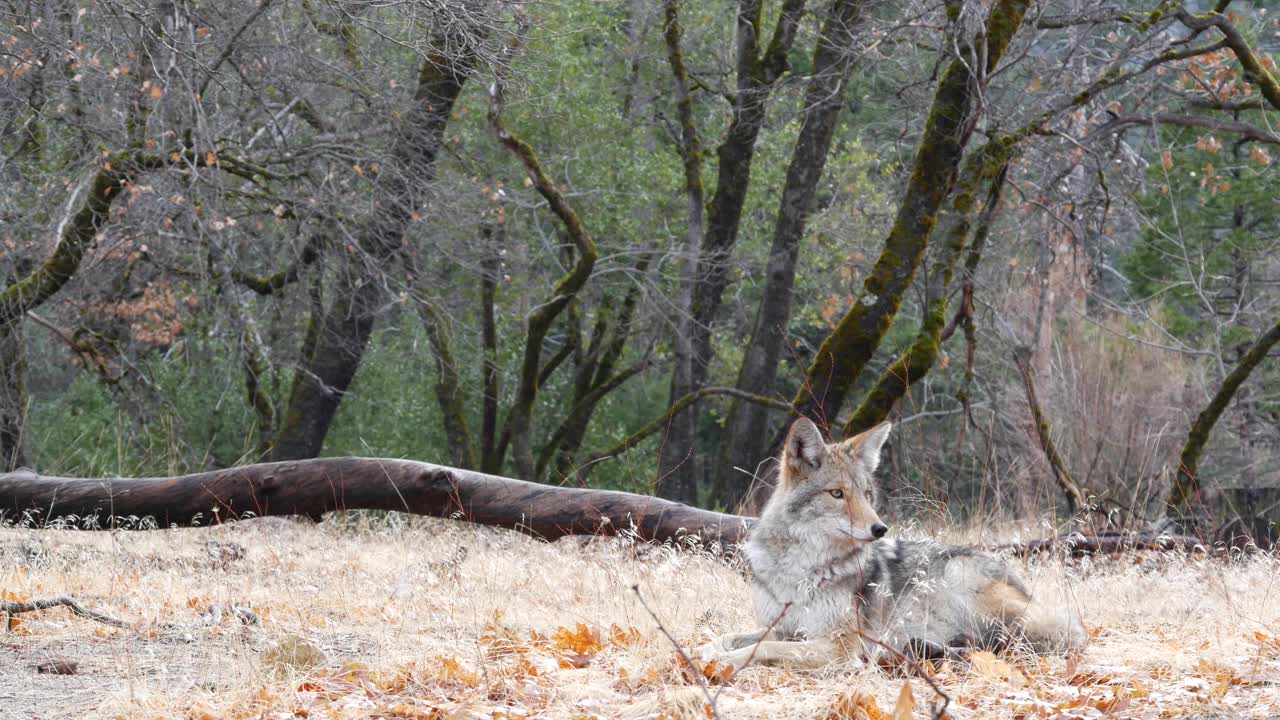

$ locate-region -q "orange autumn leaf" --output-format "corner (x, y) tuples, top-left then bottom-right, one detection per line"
(608, 624), (644, 647)
(185, 703), (225, 720)
(890, 682), (914, 720)
(552, 623), (605, 656)
(671, 654), (735, 686)
(969, 650), (1030, 687)
(1196, 135), (1223, 154)
(382, 704), (445, 719)
(825, 692), (885, 720)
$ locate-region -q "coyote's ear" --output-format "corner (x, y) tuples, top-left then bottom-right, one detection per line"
(783, 417), (826, 482)
(840, 421), (892, 474)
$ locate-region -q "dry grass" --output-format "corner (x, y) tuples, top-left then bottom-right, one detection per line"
(1, 516), (1278, 719)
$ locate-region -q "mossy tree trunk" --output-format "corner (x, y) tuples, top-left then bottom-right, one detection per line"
(0, 154), (161, 469)
(539, 258), (650, 481)
(412, 293), (478, 470)
(841, 142), (1012, 437)
(268, 32), (480, 462)
(0, 159), (158, 328)
(658, 0), (708, 504)
(211, 251), (279, 460)
(767, 0), (1031, 459)
(1175, 9), (1280, 112)
(713, 0), (866, 512)
(401, 231), (480, 471)
(1013, 345), (1085, 517)
(656, 0), (807, 503)
(0, 324), (27, 471)
(488, 84), (599, 480)
(479, 231), (503, 474)
(1167, 316), (1280, 517)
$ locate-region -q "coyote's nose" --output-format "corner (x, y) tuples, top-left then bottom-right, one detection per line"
(870, 523), (888, 539)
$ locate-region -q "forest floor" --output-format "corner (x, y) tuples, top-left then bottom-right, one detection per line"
(1, 516), (1278, 720)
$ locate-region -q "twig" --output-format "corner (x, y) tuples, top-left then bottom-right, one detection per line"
(2, 595), (257, 633)
(856, 631), (952, 720)
(2, 596), (132, 628)
(631, 584), (718, 718)
(732, 601), (791, 675)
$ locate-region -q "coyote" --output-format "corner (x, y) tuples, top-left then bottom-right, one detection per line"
(699, 418), (1086, 669)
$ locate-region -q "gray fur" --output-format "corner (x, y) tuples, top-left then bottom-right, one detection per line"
(699, 419), (1086, 669)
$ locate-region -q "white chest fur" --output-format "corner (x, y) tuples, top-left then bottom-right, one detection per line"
(745, 531), (888, 640)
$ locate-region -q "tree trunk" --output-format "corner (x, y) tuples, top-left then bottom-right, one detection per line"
(0, 324), (27, 472)
(0, 461), (1186, 555)
(404, 239), (478, 470)
(657, 0), (707, 505)
(480, 231), (502, 473)
(770, 0), (1031, 458)
(656, 0), (807, 500)
(0, 460), (750, 547)
(714, 0), (865, 512)
(488, 84), (599, 479)
(1167, 316), (1280, 515)
(1013, 345), (1085, 517)
(541, 260), (650, 481)
(842, 145), (1011, 436)
(269, 35), (479, 462)
(415, 297), (478, 469)
(570, 387), (792, 485)
(0, 153), (164, 468)
(1, 156), (160, 327)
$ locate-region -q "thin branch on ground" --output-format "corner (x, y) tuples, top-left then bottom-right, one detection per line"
(856, 630), (953, 720)
(631, 583), (719, 718)
(2, 595), (132, 628)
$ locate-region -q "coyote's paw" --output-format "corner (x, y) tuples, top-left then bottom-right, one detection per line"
(694, 637), (754, 670)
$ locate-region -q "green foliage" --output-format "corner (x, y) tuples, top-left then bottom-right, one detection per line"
(1123, 128), (1280, 345)
(324, 321), (452, 461)
(28, 373), (121, 476)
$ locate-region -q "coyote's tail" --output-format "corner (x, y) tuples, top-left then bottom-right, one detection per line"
(1020, 597), (1087, 653)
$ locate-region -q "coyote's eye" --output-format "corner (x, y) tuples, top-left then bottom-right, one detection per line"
(827, 489), (844, 499)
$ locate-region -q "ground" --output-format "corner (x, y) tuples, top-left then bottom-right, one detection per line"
(1, 516), (1278, 719)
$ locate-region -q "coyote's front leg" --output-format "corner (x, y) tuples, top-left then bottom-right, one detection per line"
(695, 632), (841, 670)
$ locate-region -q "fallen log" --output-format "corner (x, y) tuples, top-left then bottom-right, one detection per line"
(0, 458), (752, 547)
(3, 460), (1225, 557)
(992, 531), (1206, 557)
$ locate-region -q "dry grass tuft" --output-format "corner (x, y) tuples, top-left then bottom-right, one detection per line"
(1, 516), (1277, 719)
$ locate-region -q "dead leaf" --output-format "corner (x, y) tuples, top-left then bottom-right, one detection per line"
(969, 651), (1029, 687)
(969, 651), (1012, 679)
(381, 704), (444, 719)
(430, 656), (480, 688)
(891, 681), (914, 720)
(825, 692), (885, 720)
(185, 703), (225, 720)
(672, 654), (735, 686)
(608, 624), (644, 647)
(263, 633), (327, 674)
(552, 623), (605, 658)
